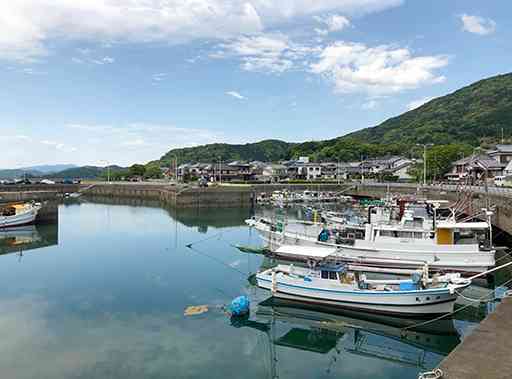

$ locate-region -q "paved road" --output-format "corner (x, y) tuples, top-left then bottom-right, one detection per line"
(361, 182), (512, 198)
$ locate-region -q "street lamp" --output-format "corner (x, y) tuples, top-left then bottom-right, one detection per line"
(416, 143), (433, 186)
(100, 160), (111, 183)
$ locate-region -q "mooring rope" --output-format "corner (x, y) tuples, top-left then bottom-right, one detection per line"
(401, 276), (512, 334)
(186, 244), (248, 277)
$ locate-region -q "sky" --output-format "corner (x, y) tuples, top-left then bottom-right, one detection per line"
(1, 0), (510, 168)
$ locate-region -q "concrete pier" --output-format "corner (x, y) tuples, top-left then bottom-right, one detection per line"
(437, 297), (512, 379)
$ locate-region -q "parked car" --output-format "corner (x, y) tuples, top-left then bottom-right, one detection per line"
(39, 179), (55, 185)
(494, 176), (512, 187)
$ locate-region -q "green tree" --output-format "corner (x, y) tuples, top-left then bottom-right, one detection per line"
(410, 144), (473, 182)
(144, 163), (163, 179)
(129, 164), (146, 177)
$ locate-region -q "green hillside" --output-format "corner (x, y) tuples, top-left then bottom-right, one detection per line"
(159, 139), (294, 164)
(344, 72), (512, 146)
(156, 72), (512, 164)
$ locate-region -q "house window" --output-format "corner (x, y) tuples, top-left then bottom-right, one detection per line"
(329, 271), (337, 280)
(321, 271), (329, 279)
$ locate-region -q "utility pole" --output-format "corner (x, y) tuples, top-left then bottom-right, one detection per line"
(175, 156), (178, 183)
(423, 144), (427, 186)
(360, 154), (365, 185)
(337, 160), (340, 185)
(416, 143), (433, 186)
(219, 157), (222, 184)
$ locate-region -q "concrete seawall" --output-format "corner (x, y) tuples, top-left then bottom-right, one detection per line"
(4, 182), (512, 235)
(83, 183), (354, 209)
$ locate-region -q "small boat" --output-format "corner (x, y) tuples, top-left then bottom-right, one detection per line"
(256, 263), (470, 316)
(0, 202), (41, 228)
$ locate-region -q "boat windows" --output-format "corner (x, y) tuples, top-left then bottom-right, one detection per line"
(321, 270), (339, 280)
(0, 206), (16, 216)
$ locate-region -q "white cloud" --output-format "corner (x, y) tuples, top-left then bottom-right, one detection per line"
(310, 42), (448, 94)
(314, 28), (329, 36)
(152, 73), (168, 82)
(460, 14), (496, 35)
(0, 0), (402, 62)
(327, 14), (351, 31)
(225, 91), (247, 100)
(214, 33), (320, 73)
(406, 96), (434, 110)
(41, 139), (77, 153)
(91, 56), (115, 65)
(315, 14), (351, 33)
(362, 99), (378, 109)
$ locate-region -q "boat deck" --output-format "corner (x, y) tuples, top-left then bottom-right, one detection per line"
(437, 296), (512, 378)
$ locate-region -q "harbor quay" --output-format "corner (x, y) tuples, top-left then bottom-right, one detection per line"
(437, 296), (512, 379)
(2, 181), (512, 235)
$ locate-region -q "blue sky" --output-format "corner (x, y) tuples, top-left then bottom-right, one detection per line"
(1, 0), (510, 168)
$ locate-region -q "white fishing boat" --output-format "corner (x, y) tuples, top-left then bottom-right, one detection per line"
(256, 263), (470, 316)
(0, 202), (41, 228)
(246, 207), (496, 273)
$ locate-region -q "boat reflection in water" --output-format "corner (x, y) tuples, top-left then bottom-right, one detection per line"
(231, 297), (461, 375)
(0, 223), (58, 256)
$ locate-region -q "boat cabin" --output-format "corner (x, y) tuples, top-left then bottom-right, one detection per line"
(318, 263), (357, 284)
(0, 203), (24, 217)
(435, 221), (490, 246)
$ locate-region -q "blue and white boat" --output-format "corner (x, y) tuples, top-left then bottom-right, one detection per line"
(256, 263), (470, 317)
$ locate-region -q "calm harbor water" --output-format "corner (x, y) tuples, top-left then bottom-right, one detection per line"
(0, 198), (506, 379)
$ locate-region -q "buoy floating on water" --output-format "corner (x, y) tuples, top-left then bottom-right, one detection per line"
(229, 295), (250, 317)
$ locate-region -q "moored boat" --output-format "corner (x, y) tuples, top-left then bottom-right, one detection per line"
(0, 202), (41, 228)
(256, 263), (470, 316)
(247, 201), (496, 274)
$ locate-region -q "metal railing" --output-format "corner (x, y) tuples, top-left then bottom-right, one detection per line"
(358, 182), (512, 198)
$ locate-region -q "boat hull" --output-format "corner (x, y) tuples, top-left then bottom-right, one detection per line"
(257, 228), (494, 274)
(256, 274), (464, 317)
(0, 206), (39, 228)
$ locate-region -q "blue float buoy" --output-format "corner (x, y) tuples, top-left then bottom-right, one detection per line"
(230, 295), (250, 316)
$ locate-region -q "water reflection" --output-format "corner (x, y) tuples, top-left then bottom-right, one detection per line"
(0, 223), (58, 256)
(0, 199), (505, 379)
(232, 298), (460, 377)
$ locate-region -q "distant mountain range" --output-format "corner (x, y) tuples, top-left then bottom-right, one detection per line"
(158, 72), (512, 163)
(0, 164), (77, 179)
(21, 164), (78, 174)
(0, 165), (126, 180)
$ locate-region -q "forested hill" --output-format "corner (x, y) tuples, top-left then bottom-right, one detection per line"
(343, 72), (512, 146)
(159, 139), (294, 165)
(158, 72), (512, 163)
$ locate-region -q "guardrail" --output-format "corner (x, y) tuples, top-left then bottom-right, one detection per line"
(358, 182), (512, 198)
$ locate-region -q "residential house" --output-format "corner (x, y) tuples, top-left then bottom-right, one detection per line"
(320, 162), (338, 179)
(388, 161), (415, 182)
(487, 144), (512, 165)
(363, 156), (411, 174)
(446, 154), (506, 181)
(504, 160), (512, 177)
(261, 164), (287, 182)
(300, 163), (322, 180)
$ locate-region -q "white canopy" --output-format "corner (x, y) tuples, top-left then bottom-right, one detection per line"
(275, 245), (336, 258)
(436, 221), (489, 230)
